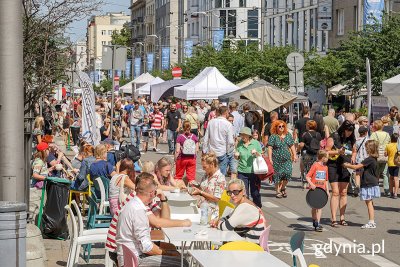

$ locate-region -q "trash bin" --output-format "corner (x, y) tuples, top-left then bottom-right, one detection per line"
(0, 201), (27, 267)
(37, 177), (71, 240)
(70, 125), (80, 146)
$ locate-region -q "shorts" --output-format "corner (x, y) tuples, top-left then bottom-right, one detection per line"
(388, 166), (399, 177)
(152, 129), (161, 138)
(328, 164), (350, 183)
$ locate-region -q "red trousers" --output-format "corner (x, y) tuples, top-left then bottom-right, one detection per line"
(175, 157), (196, 182)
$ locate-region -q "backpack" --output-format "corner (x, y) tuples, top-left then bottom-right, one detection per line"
(305, 131), (321, 155)
(373, 132), (388, 163)
(182, 134), (196, 155)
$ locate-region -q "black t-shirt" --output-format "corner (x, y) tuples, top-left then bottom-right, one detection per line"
(100, 126), (108, 141)
(361, 157), (378, 188)
(166, 110), (181, 131)
(264, 123), (272, 136)
(108, 108), (123, 126)
(244, 112), (254, 128)
(302, 130), (322, 154)
(295, 117), (310, 142)
(328, 132), (354, 167)
(47, 152), (61, 177)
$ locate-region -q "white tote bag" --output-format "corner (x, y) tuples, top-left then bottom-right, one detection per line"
(118, 174), (128, 203)
(253, 156), (268, 174)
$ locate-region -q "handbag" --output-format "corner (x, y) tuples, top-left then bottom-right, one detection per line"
(253, 156), (268, 174)
(256, 155), (275, 181)
(118, 174), (128, 203)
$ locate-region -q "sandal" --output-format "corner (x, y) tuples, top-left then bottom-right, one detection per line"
(331, 221), (339, 227)
(276, 192), (283, 198)
(340, 220), (349, 226)
(282, 190), (287, 198)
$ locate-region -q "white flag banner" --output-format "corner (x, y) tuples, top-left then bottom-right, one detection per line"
(78, 71), (100, 146)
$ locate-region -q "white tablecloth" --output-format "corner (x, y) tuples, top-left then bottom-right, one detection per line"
(189, 250), (290, 267)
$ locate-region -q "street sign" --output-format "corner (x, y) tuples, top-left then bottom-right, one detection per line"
(286, 52), (305, 71)
(114, 76), (120, 82)
(172, 67), (182, 77)
(289, 71), (304, 94)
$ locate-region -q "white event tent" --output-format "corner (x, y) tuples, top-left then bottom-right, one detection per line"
(174, 67), (239, 100)
(137, 77), (165, 95)
(120, 72), (155, 94)
(382, 74), (400, 107)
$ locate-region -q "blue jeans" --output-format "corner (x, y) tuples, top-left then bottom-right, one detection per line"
(217, 153), (236, 176)
(238, 172), (262, 208)
(167, 129), (178, 153)
(130, 125), (141, 147)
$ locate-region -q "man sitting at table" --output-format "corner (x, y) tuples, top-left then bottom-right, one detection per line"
(115, 172), (189, 266)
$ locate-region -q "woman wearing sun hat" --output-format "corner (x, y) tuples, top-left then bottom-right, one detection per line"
(235, 127), (263, 208)
(31, 142), (55, 189)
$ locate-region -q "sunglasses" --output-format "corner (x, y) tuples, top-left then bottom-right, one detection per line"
(278, 125), (285, 128)
(226, 189), (243, 196)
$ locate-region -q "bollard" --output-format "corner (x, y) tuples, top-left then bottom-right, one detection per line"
(0, 201), (27, 267)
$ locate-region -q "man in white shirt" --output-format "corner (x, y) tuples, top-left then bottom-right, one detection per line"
(116, 173), (187, 266)
(203, 106), (235, 176)
(229, 101), (244, 137)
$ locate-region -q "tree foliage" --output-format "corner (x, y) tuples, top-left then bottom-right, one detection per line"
(23, 0), (103, 113)
(111, 22), (132, 57)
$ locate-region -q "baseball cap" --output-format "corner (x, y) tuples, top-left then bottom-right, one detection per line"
(358, 126), (369, 135)
(37, 142), (49, 152)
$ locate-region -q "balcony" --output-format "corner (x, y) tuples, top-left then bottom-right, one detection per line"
(145, 15), (154, 24)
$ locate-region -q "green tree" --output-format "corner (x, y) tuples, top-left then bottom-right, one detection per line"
(111, 22), (132, 57)
(334, 14), (400, 94)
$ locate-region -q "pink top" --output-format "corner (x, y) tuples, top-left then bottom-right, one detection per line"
(176, 133), (199, 159)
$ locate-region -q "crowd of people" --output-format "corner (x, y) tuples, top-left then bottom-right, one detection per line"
(30, 94), (400, 266)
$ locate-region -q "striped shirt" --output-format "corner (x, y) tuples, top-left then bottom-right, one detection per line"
(106, 192), (160, 252)
(150, 111), (164, 130)
(218, 202), (266, 243)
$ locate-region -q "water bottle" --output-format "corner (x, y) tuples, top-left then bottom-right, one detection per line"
(200, 202), (209, 225)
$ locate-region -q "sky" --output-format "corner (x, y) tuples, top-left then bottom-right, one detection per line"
(67, 0), (131, 43)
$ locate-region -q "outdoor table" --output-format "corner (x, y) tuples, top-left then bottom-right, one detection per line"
(189, 250), (290, 267)
(163, 191), (196, 202)
(163, 191), (200, 222)
(162, 223), (244, 267)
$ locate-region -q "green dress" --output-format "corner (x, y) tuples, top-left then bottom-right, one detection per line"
(268, 134), (294, 183)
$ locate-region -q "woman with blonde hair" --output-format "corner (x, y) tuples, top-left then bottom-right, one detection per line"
(33, 116), (45, 145)
(189, 152), (226, 220)
(154, 157), (186, 190)
(89, 144), (116, 180)
(268, 120), (297, 198)
(210, 179), (267, 243)
(185, 106), (200, 136)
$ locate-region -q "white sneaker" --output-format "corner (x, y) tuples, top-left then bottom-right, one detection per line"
(361, 222), (376, 229)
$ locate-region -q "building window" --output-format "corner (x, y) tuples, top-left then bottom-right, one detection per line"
(337, 9), (344, 35)
(239, 0), (246, 7)
(225, 0), (230, 8)
(215, 0), (222, 8)
(108, 30), (113, 35)
(102, 41), (106, 45)
(247, 10), (258, 38)
(101, 30), (106, 35)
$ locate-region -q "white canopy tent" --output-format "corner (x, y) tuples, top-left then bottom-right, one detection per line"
(150, 79), (190, 102)
(137, 77), (164, 95)
(329, 83), (367, 96)
(120, 72), (155, 94)
(174, 67), (239, 100)
(382, 74), (400, 107)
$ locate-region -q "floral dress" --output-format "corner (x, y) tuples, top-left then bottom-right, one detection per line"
(268, 133), (294, 183)
(32, 158), (49, 189)
(199, 169), (226, 219)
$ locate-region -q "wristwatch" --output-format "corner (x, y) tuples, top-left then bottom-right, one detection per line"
(160, 197), (168, 203)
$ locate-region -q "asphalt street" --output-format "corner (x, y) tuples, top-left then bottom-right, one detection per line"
(139, 141), (400, 267)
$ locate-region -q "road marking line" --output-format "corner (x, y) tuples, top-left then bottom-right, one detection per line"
(262, 202), (279, 208)
(361, 255), (400, 267)
(278, 211), (300, 219)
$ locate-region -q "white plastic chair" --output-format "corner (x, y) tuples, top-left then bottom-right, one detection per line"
(65, 204), (107, 267)
(71, 200), (108, 236)
(95, 177), (110, 215)
(121, 243), (139, 267)
(259, 225), (271, 252)
(292, 248), (307, 267)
